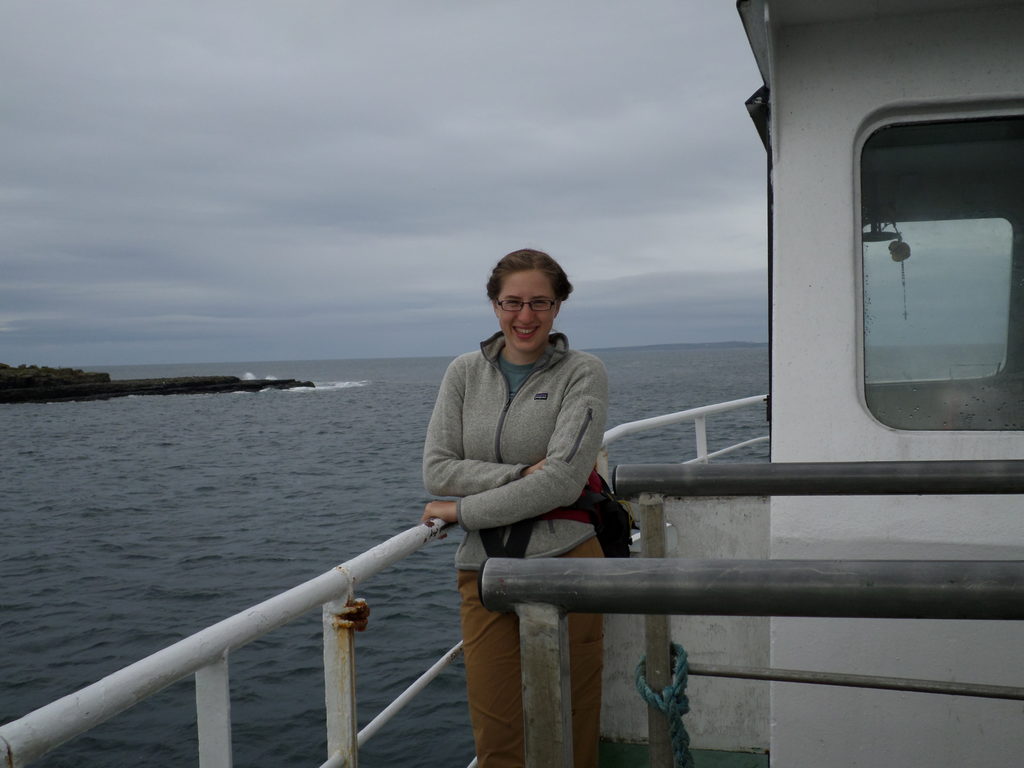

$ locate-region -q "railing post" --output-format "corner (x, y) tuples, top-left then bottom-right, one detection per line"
(324, 595), (368, 768)
(195, 653), (233, 768)
(518, 602), (573, 768)
(693, 414), (709, 463)
(639, 493), (673, 768)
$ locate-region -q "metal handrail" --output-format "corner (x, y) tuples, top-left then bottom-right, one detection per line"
(316, 641), (467, 768)
(480, 557), (1024, 619)
(481, 556), (1024, 700)
(614, 459), (1024, 497)
(489, 458), (1024, 768)
(602, 394), (768, 446)
(689, 434), (769, 464)
(480, 557), (1024, 768)
(682, 662), (1024, 701)
(358, 641), (464, 748)
(0, 520), (456, 768)
(601, 394), (768, 467)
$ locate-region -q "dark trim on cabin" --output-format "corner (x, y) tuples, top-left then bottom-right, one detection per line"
(743, 84), (773, 443)
(738, 1), (773, 447)
(745, 86), (770, 151)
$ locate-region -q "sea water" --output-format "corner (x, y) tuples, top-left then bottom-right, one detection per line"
(0, 345), (768, 767)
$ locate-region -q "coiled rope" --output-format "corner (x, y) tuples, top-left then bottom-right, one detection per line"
(635, 642), (694, 768)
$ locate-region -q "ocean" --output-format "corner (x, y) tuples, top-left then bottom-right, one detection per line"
(1, 344), (768, 767)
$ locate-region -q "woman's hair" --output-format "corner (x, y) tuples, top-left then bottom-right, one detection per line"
(486, 248), (574, 302)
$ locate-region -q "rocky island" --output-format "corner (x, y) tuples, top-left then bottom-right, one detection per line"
(0, 363), (315, 404)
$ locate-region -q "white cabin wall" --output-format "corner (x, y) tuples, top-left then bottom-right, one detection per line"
(768, 4), (1024, 462)
(767, 4), (1024, 767)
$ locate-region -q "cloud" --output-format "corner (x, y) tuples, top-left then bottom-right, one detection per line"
(1, 0), (768, 367)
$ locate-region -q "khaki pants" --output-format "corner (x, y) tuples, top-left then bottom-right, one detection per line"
(458, 536), (604, 768)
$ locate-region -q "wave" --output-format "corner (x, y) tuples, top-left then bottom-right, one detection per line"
(311, 380), (370, 391)
(288, 380), (370, 392)
(239, 372), (370, 392)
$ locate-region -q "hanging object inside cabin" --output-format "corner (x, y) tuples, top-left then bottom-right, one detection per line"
(888, 236), (911, 319)
(864, 221), (912, 320)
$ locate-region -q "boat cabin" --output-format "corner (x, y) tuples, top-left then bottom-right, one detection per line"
(601, 1), (1024, 765)
(713, 1), (1023, 764)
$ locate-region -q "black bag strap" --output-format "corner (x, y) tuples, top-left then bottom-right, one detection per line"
(478, 470), (610, 559)
(479, 518), (534, 559)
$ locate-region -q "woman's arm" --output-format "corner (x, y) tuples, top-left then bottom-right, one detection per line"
(456, 355), (608, 530)
(421, 458), (544, 526)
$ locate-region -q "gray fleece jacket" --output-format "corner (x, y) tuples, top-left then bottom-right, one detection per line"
(423, 331), (608, 570)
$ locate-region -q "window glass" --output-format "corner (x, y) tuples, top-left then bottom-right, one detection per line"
(864, 218), (1011, 382)
(861, 118), (1024, 429)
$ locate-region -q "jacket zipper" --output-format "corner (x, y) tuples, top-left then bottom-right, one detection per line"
(492, 360), (548, 463)
(565, 406), (594, 464)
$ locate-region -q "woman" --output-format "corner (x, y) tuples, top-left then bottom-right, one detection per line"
(420, 248), (609, 768)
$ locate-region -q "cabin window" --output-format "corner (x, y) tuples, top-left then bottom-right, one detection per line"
(861, 117), (1024, 429)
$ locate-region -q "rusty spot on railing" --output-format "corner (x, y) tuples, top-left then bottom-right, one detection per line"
(332, 598), (370, 632)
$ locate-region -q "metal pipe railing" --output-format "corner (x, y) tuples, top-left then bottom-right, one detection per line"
(686, 662), (1024, 701)
(480, 557), (1024, 768)
(316, 641), (467, 768)
(598, 394), (768, 478)
(694, 434), (769, 463)
(614, 459), (1024, 497)
(0, 520), (454, 768)
(357, 642), (464, 747)
(480, 557), (1024, 619)
(598, 459), (1024, 768)
(601, 395), (768, 447)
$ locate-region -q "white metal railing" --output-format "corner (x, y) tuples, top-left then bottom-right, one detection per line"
(600, 394), (768, 470)
(0, 520), (455, 768)
(1, 395), (770, 768)
(317, 641), (467, 768)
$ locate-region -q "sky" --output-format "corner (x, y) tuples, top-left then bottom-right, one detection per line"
(1, 1), (768, 368)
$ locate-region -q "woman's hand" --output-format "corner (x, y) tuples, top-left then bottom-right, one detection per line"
(522, 458), (546, 477)
(422, 500), (458, 526)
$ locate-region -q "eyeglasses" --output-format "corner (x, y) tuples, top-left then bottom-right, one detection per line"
(495, 299), (557, 312)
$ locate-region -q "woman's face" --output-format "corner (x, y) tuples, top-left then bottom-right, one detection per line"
(492, 269), (560, 365)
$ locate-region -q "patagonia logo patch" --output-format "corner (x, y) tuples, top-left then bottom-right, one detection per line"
(534, 393), (549, 400)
